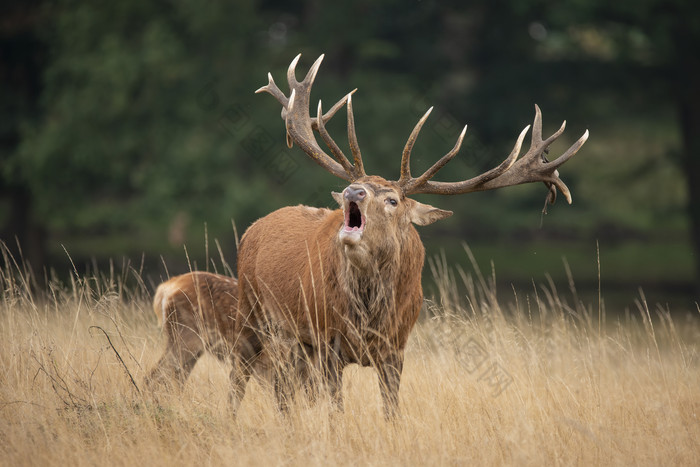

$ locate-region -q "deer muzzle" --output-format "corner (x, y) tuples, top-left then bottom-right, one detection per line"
(339, 186), (367, 246)
(344, 186), (366, 202)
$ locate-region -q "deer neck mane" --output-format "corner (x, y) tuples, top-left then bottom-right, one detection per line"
(337, 233), (403, 335)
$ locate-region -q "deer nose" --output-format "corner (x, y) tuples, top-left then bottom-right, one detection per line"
(344, 186), (366, 202)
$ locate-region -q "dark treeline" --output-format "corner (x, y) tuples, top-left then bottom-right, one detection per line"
(1, 0), (698, 303)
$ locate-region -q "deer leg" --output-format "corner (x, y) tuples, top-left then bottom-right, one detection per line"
(145, 323), (204, 390)
(270, 339), (319, 414)
(272, 340), (299, 414)
(228, 358), (251, 416)
(291, 342), (318, 401)
(145, 345), (202, 390)
(273, 370), (294, 414)
(377, 351), (404, 419)
(229, 328), (263, 415)
(326, 363), (344, 412)
(324, 338), (345, 412)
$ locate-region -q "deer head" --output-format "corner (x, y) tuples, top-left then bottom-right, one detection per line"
(256, 54), (589, 264)
(326, 176), (450, 269)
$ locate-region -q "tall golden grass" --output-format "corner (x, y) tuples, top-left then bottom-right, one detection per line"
(0, 245), (698, 466)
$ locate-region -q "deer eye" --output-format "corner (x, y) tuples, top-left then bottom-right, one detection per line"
(386, 198), (398, 207)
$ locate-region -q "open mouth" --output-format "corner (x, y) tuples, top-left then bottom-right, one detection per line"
(344, 201), (365, 232)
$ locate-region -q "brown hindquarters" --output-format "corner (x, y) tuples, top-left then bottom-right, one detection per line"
(145, 271), (239, 387)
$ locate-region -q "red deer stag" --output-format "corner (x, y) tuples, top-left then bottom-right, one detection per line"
(233, 54), (588, 417)
(145, 271), (311, 409)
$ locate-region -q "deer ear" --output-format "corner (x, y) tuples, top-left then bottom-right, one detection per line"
(408, 200), (453, 226)
(332, 191), (344, 206)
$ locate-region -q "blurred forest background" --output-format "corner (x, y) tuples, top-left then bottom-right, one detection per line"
(1, 0), (698, 312)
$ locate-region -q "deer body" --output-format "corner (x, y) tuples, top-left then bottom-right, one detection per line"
(146, 271), (305, 411)
(236, 53), (588, 417)
(237, 179), (434, 412)
(146, 272), (239, 387)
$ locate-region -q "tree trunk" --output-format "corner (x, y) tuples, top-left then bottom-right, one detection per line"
(0, 186), (46, 280)
(678, 54), (700, 295)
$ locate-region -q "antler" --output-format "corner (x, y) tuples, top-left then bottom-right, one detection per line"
(256, 54), (366, 181)
(398, 104), (589, 204)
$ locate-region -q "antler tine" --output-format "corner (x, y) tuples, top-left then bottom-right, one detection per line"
(304, 54), (324, 87)
(311, 89), (357, 131)
(317, 99), (354, 174)
(531, 103), (543, 146)
(287, 53), (302, 87)
(532, 104), (567, 150)
(541, 129), (590, 205)
(346, 94), (366, 178)
(284, 89), (296, 148)
(401, 124), (468, 193)
(550, 129), (589, 169)
(255, 73), (289, 110)
(399, 107), (433, 185)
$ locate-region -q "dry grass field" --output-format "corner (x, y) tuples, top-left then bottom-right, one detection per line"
(1, 249), (698, 466)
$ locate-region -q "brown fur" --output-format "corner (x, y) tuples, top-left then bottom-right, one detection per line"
(235, 176), (450, 416)
(145, 272), (239, 386)
(145, 271), (307, 411)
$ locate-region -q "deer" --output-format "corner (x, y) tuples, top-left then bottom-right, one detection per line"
(145, 271), (313, 409)
(232, 54), (589, 417)
(145, 271), (241, 389)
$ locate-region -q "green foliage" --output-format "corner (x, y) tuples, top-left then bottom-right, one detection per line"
(16, 1), (269, 237)
(0, 0), (697, 294)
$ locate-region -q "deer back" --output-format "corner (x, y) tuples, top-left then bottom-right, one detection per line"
(154, 271), (238, 349)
